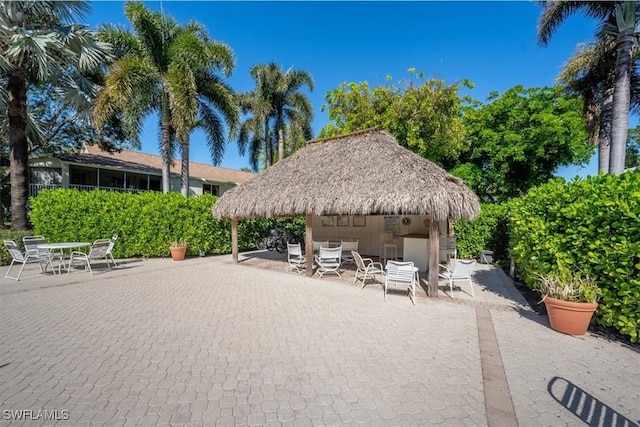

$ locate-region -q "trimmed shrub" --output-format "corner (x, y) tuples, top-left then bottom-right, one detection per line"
(27, 189), (305, 261)
(453, 202), (510, 261)
(30, 190), (226, 257)
(510, 174), (640, 342)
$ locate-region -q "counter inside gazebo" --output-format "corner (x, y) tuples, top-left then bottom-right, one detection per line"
(213, 128), (480, 297)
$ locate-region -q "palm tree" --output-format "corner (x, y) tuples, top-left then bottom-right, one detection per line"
(0, 0), (111, 230)
(237, 63), (313, 170)
(557, 39), (616, 173)
(604, 1), (638, 174)
(95, 2), (237, 194)
(538, 0), (639, 174)
(237, 90), (271, 171)
(268, 64), (314, 162)
(179, 68), (238, 196)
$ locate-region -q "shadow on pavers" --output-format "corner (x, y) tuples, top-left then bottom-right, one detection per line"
(548, 376), (639, 427)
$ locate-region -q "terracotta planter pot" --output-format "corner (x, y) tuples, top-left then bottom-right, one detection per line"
(169, 246), (187, 261)
(543, 296), (598, 336)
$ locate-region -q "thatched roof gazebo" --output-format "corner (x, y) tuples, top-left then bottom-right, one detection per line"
(214, 128), (480, 296)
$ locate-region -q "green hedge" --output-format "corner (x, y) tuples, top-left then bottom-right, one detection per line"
(28, 189), (304, 259)
(453, 202), (510, 261)
(510, 174), (640, 342)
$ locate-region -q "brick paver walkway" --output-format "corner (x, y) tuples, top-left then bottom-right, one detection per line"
(0, 255), (638, 426)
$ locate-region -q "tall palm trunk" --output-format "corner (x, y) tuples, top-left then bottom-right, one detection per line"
(598, 89), (613, 173)
(160, 92), (172, 192)
(609, 27), (634, 174)
(180, 138), (189, 197)
(7, 69), (30, 231)
(264, 120), (272, 168)
(278, 128), (284, 162)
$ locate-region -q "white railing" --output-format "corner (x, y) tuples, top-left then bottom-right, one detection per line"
(29, 184), (148, 197)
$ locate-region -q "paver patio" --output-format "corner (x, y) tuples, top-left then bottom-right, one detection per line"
(0, 254), (638, 426)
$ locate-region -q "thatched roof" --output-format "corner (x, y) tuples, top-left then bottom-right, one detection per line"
(213, 129), (480, 221)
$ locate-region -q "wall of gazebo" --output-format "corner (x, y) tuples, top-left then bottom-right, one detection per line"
(311, 214), (455, 261)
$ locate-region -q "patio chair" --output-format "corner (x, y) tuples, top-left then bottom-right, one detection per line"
(23, 235), (64, 272)
(352, 251), (384, 288)
(480, 250), (494, 264)
(107, 234), (118, 267)
(314, 246), (342, 278)
(384, 261), (416, 305)
(67, 239), (112, 276)
(439, 259), (477, 298)
(340, 240), (359, 264)
(4, 240), (55, 281)
(287, 242), (305, 274)
(312, 240), (329, 255)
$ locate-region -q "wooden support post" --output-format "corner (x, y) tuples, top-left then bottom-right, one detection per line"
(428, 219), (440, 297)
(231, 218), (238, 263)
(305, 214), (313, 276)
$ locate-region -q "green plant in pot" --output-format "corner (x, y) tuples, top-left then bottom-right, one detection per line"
(169, 240), (188, 261)
(537, 266), (599, 336)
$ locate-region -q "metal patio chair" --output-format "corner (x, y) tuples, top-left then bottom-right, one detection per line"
(340, 240), (359, 264)
(287, 242), (306, 274)
(314, 246), (342, 278)
(439, 259), (477, 298)
(4, 240), (55, 280)
(23, 235), (64, 273)
(352, 251), (384, 288)
(384, 260), (416, 305)
(67, 239), (112, 276)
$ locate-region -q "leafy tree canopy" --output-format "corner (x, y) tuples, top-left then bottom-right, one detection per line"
(28, 83), (130, 157)
(319, 70), (473, 165)
(452, 85), (592, 202)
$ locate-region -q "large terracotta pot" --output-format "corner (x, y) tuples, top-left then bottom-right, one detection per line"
(543, 296), (598, 336)
(169, 246), (187, 261)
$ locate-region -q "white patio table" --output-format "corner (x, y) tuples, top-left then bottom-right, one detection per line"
(38, 242), (91, 274)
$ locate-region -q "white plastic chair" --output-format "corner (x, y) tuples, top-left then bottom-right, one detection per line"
(480, 250), (494, 264)
(106, 234), (118, 267)
(384, 261), (416, 304)
(314, 246), (342, 278)
(352, 251), (384, 288)
(439, 259), (477, 298)
(287, 242), (305, 274)
(23, 235), (64, 273)
(312, 240), (329, 255)
(4, 240), (54, 280)
(340, 240), (359, 264)
(67, 239), (112, 276)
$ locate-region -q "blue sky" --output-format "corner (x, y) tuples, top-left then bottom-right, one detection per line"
(86, 1), (603, 178)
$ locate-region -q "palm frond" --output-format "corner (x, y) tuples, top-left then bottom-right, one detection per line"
(166, 62), (198, 139)
(169, 29), (212, 71)
(4, 29), (64, 81)
(198, 103), (225, 165)
(537, 1), (614, 46)
(124, 1), (169, 71)
(98, 24), (141, 59)
(207, 41), (235, 76)
(197, 70), (239, 137)
(61, 25), (113, 71)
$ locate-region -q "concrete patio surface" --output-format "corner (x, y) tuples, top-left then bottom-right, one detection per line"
(0, 253), (638, 426)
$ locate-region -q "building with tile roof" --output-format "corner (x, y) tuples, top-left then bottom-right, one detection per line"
(29, 145), (254, 197)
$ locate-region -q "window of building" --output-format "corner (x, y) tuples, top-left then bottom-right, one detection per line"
(70, 165), (98, 186)
(203, 183), (219, 196)
(149, 177), (161, 191)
